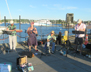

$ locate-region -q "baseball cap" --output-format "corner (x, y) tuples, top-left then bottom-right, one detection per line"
(77, 19), (82, 23)
(10, 20), (14, 24)
(51, 30), (55, 34)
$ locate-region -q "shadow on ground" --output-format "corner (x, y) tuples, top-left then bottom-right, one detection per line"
(0, 41), (91, 72)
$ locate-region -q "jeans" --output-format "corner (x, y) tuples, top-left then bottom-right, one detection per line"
(44, 42), (55, 52)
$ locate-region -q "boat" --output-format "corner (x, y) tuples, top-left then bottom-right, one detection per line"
(69, 23), (75, 27)
(66, 23), (75, 28)
(34, 20), (52, 26)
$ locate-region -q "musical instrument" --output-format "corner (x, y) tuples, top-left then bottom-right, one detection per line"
(2, 29), (22, 35)
(72, 30), (85, 34)
(3, 30), (12, 35)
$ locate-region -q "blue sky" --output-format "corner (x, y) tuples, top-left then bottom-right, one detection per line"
(0, 0), (91, 21)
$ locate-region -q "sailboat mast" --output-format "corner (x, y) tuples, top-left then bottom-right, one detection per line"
(0, 13), (1, 24)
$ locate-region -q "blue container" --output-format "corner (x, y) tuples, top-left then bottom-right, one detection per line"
(63, 51), (66, 56)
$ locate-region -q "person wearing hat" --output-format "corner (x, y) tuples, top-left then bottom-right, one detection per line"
(27, 22), (38, 51)
(74, 19), (86, 55)
(44, 30), (56, 54)
(7, 20), (16, 51)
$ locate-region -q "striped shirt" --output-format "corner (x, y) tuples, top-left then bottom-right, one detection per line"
(75, 23), (86, 38)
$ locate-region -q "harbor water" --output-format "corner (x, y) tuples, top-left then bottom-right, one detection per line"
(0, 23), (77, 44)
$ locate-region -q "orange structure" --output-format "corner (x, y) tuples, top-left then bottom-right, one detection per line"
(84, 34), (88, 45)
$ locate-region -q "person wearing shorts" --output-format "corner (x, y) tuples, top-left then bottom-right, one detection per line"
(74, 37), (83, 45)
(74, 19), (86, 55)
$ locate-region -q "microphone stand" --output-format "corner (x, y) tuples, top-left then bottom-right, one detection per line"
(66, 21), (70, 57)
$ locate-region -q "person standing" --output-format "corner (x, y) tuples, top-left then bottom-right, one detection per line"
(7, 20), (16, 51)
(27, 22), (38, 51)
(74, 19), (86, 55)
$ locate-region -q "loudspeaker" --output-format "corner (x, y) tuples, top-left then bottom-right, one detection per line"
(66, 13), (74, 23)
(86, 44), (91, 51)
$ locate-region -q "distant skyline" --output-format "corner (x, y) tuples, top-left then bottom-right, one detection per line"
(0, 0), (91, 21)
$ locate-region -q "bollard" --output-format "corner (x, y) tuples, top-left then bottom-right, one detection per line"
(64, 31), (68, 36)
(62, 31), (68, 44)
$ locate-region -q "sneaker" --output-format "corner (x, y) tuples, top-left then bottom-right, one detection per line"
(51, 51), (54, 54)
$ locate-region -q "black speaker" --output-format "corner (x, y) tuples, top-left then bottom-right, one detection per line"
(86, 44), (91, 51)
(66, 13), (74, 23)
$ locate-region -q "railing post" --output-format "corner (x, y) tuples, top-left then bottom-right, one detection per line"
(19, 15), (21, 43)
(3, 16), (6, 43)
(19, 15), (21, 29)
(4, 16), (6, 26)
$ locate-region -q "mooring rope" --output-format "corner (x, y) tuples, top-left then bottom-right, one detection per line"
(16, 34), (29, 38)
(0, 36), (9, 40)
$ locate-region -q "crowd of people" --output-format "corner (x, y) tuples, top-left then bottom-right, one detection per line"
(7, 19), (86, 55)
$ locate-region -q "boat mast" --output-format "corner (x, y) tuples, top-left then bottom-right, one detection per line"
(0, 13), (1, 24)
(5, 0), (13, 20)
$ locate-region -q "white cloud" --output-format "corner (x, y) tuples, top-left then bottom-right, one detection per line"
(66, 7), (77, 9)
(53, 4), (77, 10)
(42, 4), (48, 7)
(29, 5), (36, 8)
(54, 4), (61, 7)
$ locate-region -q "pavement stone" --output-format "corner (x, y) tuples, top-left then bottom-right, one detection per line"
(0, 44), (91, 72)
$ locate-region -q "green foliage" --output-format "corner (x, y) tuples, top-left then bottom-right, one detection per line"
(1, 19), (91, 24)
(1, 19), (30, 23)
(50, 19), (66, 24)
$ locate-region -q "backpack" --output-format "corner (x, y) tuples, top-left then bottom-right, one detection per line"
(18, 51), (34, 58)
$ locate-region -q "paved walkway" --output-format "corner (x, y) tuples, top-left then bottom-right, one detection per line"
(0, 43), (91, 72)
